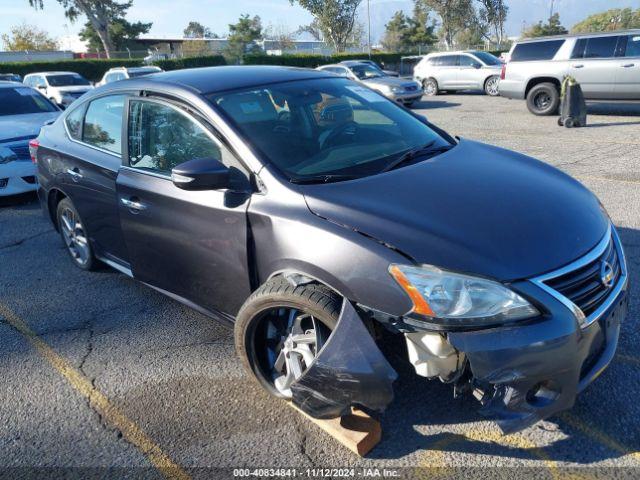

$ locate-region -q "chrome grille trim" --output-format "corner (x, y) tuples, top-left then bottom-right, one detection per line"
(530, 224), (628, 328)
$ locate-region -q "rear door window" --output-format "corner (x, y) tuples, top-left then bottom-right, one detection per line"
(459, 55), (480, 67)
(440, 55), (458, 67)
(511, 40), (565, 61)
(82, 95), (125, 154)
(625, 35), (640, 57)
(572, 36), (620, 59)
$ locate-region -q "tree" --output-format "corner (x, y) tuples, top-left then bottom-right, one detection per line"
(405, 0), (437, 51)
(424, 0), (476, 49)
(183, 21), (213, 39)
(1, 23), (58, 51)
(290, 0), (362, 52)
(477, 0), (508, 46)
(28, 0), (143, 58)
(523, 13), (568, 38)
(382, 11), (410, 52)
(572, 8), (640, 33)
(264, 24), (296, 52)
(79, 17), (151, 52)
(297, 19), (323, 41)
(226, 14), (263, 62)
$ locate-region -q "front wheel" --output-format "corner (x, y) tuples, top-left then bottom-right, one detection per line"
(235, 280), (341, 399)
(484, 75), (500, 96)
(423, 78), (439, 96)
(526, 82), (560, 116)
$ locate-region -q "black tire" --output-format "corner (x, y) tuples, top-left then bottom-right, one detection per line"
(423, 78), (439, 96)
(565, 118), (575, 128)
(235, 279), (341, 399)
(484, 75), (500, 96)
(56, 197), (97, 271)
(526, 82), (560, 116)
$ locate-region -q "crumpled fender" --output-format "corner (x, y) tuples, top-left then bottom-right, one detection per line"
(291, 300), (398, 419)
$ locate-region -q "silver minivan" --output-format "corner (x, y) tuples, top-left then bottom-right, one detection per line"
(413, 51), (503, 96)
(500, 30), (640, 115)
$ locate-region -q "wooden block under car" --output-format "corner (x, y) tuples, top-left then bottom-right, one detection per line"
(289, 402), (381, 456)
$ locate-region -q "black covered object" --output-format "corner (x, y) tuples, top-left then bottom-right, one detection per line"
(558, 78), (587, 128)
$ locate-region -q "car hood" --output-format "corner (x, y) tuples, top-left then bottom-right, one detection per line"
(0, 112), (60, 142)
(301, 139), (609, 281)
(362, 77), (419, 88)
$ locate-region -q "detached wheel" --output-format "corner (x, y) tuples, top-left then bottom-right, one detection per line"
(423, 78), (439, 96)
(235, 279), (341, 399)
(484, 75), (500, 96)
(526, 82), (560, 116)
(56, 198), (97, 271)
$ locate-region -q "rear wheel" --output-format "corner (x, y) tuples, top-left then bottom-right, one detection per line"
(56, 197), (97, 271)
(484, 75), (500, 96)
(423, 78), (439, 96)
(235, 280), (341, 398)
(526, 82), (560, 116)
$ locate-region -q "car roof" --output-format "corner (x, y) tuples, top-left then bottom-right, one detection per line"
(515, 28), (640, 44)
(339, 60), (374, 65)
(25, 71), (81, 76)
(428, 51), (478, 57)
(0, 81), (29, 88)
(142, 66), (335, 94)
(108, 66), (162, 72)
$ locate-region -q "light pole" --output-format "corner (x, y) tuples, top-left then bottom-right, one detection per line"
(367, 0), (372, 58)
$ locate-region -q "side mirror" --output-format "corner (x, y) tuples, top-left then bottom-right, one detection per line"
(473, 63), (482, 69)
(37, 85), (47, 90)
(171, 157), (230, 191)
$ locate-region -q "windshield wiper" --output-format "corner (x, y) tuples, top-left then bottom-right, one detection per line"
(380, 141), (453, 173)
(290, 174), (362, 185)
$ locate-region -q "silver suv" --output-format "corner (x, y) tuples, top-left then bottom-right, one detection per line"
(413, 51), (503, 96)
(500, 30), (640, 115)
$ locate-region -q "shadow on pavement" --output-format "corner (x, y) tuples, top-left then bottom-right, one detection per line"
(412, 100), (462, 110)
(587, 101), (640, 117)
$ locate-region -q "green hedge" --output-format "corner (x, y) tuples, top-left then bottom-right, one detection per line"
(243, 52), (405, 69)
(0, 55), (227, 82)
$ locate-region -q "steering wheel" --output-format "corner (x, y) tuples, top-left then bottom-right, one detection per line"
(320, 121), (359, 149)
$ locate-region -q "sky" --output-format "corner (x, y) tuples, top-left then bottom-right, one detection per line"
(0, 0), (638, 48)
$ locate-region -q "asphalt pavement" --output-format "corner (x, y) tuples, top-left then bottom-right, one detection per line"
(1, 93), (639, 479)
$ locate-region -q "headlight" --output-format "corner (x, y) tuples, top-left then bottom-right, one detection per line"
(390, 86), (404, 93)
(389, 264), (539, 327)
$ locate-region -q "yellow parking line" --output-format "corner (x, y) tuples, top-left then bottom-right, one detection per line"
(560, 412), (640, 462)
(0, 304), (190, 480)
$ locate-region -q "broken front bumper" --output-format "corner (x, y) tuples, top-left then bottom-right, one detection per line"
(291, 230), (628, 434)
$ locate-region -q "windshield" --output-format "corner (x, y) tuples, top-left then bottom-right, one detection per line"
(0, 74), (21, 82)
(472, 52), (502, 66)
(128, 68), (161, 78)
(0, 87), (57, 116)
(350, 64), (384, 79)
(46, 74), (91, 87)
(208, 78), (452, 182)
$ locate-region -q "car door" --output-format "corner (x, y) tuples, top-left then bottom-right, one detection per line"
(569, 35), (620, 99)
(457, 54), (483, 89)
(435, 55), (459, 89)
(116, 95), (253, 317)
(615, 34), (640, 99)
(57, 94), (131, 267)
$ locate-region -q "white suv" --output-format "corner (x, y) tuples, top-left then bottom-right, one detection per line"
(97, 66), (163, 86)
(500, 30), (640, 115)
(23, 71), (93, 109)
(413, 51), (503, 96)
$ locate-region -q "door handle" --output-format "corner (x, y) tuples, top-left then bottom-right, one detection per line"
(66, 168), (83, 181)
(121, 197), (147, 211)
(572, 64), (585, 69)
(622, 63), (635, 68)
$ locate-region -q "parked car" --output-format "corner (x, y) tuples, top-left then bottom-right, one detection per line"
(96, 66), (164, 86)
(23, 71), (93, 109)
(413, 51), (503, 96)
(0, 73), (22, 83)
(34, 66), (628, 434)
(317, 62), (423, 106)
(339, 59), (399, 77)
(500, 30), (640, 115)
(0, 82), (59, 196)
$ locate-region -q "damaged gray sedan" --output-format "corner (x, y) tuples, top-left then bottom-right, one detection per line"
(35, 66), (628, 434)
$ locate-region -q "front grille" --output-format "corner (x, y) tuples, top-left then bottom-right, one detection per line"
(544, 234), (621, 317)
(405, 85), (418, 92)
(9, 145), (31, 161)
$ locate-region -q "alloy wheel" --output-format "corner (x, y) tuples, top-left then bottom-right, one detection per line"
(60, 207), (90, 266)
(424, 80), (437, 96)
(486, 77), (500, 96)
(534, 91), (552, 110)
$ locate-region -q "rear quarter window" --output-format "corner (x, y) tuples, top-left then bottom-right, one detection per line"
(511, 40), (565, 61)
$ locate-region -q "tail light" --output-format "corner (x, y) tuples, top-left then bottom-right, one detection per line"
(500, 64), (506, 80)
(28, 139), (39, 164)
